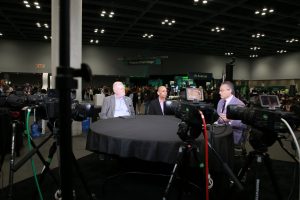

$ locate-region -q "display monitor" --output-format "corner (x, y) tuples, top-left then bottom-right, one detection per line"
(186, 87), (204, 102)
(259, 95), (281, 109)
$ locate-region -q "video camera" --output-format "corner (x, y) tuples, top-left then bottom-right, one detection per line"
(0, 89), (93, 122)
(227, 95), (300, 149)
(166, 87), (218, 141)
(227, 95), (300, 133)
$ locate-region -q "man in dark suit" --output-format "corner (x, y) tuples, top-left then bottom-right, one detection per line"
(217, 81), (247, 145)
(99, 81), (135, 119)
(148, 86), (172, 115)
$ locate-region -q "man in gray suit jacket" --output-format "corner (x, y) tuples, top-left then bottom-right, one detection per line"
(217, 81), (247, 145)
(99, 81), (135, 119)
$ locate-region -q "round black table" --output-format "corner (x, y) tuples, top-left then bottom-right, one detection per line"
(86, 115), (234, 165)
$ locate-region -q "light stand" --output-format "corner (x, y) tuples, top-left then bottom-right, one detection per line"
(56, 1), (92, 199)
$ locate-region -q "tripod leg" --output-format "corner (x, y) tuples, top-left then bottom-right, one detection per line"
(71, 153), (96, 200)
(237, 151), (256, 183)
(38, 142), (58, 183)
(163, 145), (185, 200)
(263, 154), (283, 200)
(8, 122), (17, 200)
(207, 142), (244, 190)
(163, 163), (179, 200)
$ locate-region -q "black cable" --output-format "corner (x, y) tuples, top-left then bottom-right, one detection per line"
(277, 137), (298, 163)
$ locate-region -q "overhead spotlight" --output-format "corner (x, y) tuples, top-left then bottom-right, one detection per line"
(225, 52), (234, 56)
(250, 46), (261, 51)
(0, 32), (3, 36)
(211, 26), (225, 32)
(161, 18), (176, 26)
(94, 28), (105, 34)
(100, 10), (106, 17)
(286, 38), (299, 43)
(254, 7), (274, 16)
(24, 1), (41, 9)
(89, 39), (99, 44)
(251, 33), (265, 38)
(36, 22), (41, 28)
(142, 33), (154, 38)
(109, 11), (115, 18)
(43, 35), (51, 40)
(100, 10), (114, 18)
(276, 50), (287, 54)
(193, 0), (208, 5)
(249, 54), (258, 58)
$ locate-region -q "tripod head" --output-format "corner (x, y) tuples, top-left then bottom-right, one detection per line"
(248, 128), (276, 152)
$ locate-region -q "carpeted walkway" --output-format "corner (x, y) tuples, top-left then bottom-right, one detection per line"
(0, 153), (298, 200)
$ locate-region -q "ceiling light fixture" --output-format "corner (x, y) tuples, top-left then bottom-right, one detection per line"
(94, 28), (105, 34)
(36, 22), (49, 29)
(249, 54), (258, 58)
(43, 35), (51, 40)
(161, 18), (176, 26)
(211, 26), (225, 32)
(193, 0), (208, 5)
(0, 32), (3, 36)
(276, 50), (287, 54)
(286, 38), (299, 43)
(142, 33), (154, 39)
(225, 52), (234, 56)
(251, 33), (265, 38)
(254, 7), (274, 16)
(90, 39), (99, 44)
(250, 46), (261, 51)
(100, 10), (114, 18)
(23, 1), (41, 9)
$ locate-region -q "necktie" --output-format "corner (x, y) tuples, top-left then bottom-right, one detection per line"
(221, 100), (226, 113)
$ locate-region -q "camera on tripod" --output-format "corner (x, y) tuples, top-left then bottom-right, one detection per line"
(227, 95), (300, 149)
(166, 87), (218, 142)
(0, 89), (94, 122)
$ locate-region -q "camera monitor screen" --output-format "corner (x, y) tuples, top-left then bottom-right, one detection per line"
(259, 95), (281, 108)
(186, 87), (204, 101)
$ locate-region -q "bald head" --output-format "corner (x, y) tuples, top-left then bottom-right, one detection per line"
(157, 86), (167, 101)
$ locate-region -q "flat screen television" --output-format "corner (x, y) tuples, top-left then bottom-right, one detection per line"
(259, 95), (281, 109)
(186, 87), (204, 102)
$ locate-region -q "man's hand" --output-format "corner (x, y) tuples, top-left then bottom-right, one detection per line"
(219, 113), (230, 123)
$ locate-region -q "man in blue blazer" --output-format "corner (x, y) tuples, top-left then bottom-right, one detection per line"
(148, 86), (172, 115)
(99, 81), (135, 119)
(217, 81), (247, 145)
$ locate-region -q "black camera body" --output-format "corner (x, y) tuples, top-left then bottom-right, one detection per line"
(0, 90), (93, 122)
(227, 105), (300, 133)
(227, 104), (300, 149)
(166, 100), (218, 141)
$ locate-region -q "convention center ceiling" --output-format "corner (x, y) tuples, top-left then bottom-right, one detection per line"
(0, 0), (299, 58)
